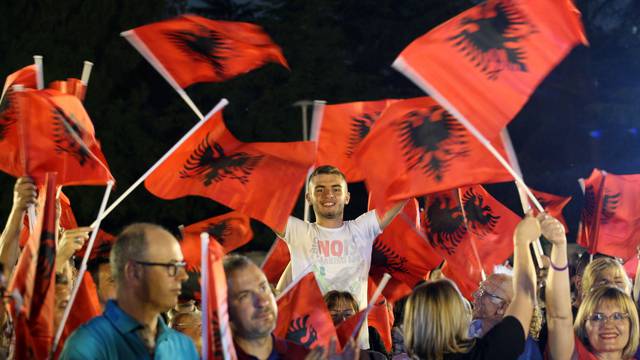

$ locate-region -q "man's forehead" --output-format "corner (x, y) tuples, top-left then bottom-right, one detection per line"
(311, 174), (347, 187)
(228, 264), (268, 292)
(144, 228), (183, 259)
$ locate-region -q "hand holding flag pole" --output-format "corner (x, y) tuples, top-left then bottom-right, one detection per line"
(51, 180), (114, 357)
(89, 99), (228, 228)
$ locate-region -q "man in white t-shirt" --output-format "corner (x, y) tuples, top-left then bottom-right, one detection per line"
(274, 165), (405, 349)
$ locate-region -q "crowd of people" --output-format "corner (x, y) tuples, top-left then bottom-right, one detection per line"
(1, 165), (639, 360)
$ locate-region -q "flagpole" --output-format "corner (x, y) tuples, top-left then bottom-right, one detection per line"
(392, 58), (544, 213)
(51, 180), (114, 356)
(294, 100), (315, 222)
(33, 55), (44, 90)
(80, 61), (94, 86)
(456, 188), (487, 281)
(89, 99), (228, 228)
(121, 30), (205, 120)
(351, 273), (391, 340)
(201, 232), (210, 360)
(12, 84), (36, 232)
(500, 129), (545, 268)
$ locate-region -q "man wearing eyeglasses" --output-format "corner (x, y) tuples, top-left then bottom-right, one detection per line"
(60, 223), (199, 359)
(470, 271), (513, 338)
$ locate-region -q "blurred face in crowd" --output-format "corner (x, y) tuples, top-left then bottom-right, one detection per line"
(227, 263), (277, 340)
(585, 300), (630, 355)
(592, 268), (631, 294)
(328, 298), (357, 325)
(472, 275), (511, 335)
(54, 279), (71, 330)
(133, 228), (188, 312)
(171, 312), (202, 355)
(307, 173), (350, 221)
(97, 262), (116, 307)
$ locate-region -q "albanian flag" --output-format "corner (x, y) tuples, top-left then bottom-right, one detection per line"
(10, 172), (57, 359)
(313, 99), (398, 182)
(0, 89), (113, 186)
(1, 64), (37, 102)
(424, 186), (520, 299)
(180, 211), (253, 271)
(261, 238), (290, 284)
(530, 188), (571, 232)
(274, 272), (339, 350)
(578, 169), (640, 262)
(48, 78), (87, 102)
(369, 198), (442, 289)
(393, 0), (587, 140)
(122, 14), (289, 88)
(355, 97), (512, 214)
(145, 110), (315, 233)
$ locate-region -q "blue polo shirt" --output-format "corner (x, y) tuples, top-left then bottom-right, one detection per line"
(59, 300), (198, 360)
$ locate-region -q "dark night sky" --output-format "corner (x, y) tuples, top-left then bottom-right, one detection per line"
(1, 0), (639, 252)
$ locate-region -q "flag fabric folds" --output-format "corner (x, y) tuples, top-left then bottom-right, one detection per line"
(180, 211), (253, 271)
(393, 0), (587, 140)
(355, 97), (512, 214)
(1, 64), (37, 101)
(0, 89), (113, 186)
(123, 14), (289, 88)
(423, 186), (520, 299)
(48, 78), (87, 101)
(578, 169), (640, 262)
(530, 188), (571, 232)
(274, 272), (339, 350)
(10, 172), (58, 359)
(144, 110), (315, 233)
(261, 238), (290, 284)
(313, 99), (398, 182)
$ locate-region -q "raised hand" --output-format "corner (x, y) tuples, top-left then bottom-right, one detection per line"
(538, 214), (566, 245)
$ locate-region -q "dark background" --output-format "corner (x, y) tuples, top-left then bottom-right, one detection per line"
(1, 0), (639, 252)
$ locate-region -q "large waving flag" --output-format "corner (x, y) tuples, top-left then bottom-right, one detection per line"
(180, 211), (253, 271)
(0, 89), (113, 186)
(424, 186), (520, 299)
(355, 97), (512, 213)
(274, 272), (339, 350)
(393, 0), (587, 140)
(1, 64), (37, 102)
(145, 110), (315, 233)
(313, 99), (398, 182)
(10, 172), (57, 359)
(530, 188), (572, 232)
(578, 169), (640, 262)
(122, 14), (289, 89)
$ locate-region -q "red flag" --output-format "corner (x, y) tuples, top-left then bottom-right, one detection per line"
(393, 0), (587, 140)
(261, 238), (290, 284)
(48, 78), (87, 101)
(3, 89), (113, 186)
(144, 110), (315, 233)
(624, 256), (638, 284)
(2, 64), (37, 100)
(355, 97), (512, 213)
(370, 198), (442, 288)
(180, 211), (253, 271)
(424, 186), (520, 299)
(203, 237), (237, 360)
(314, 99), (398, 182)
(274, 272), (339, 350)
(366, 278), (393, 352)
(123, 15), (289, 88)
(0, 90), (23, 178)
(10, 172), (57, 359)
(530, 188), (571, 232)
(578, 169), (640, 262)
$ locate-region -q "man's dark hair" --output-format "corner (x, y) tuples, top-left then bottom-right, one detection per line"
(308, 165), (347, 185)
(223, 254), (255, 277)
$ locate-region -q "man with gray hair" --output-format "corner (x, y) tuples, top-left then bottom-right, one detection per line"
(60, 223), (198, 359)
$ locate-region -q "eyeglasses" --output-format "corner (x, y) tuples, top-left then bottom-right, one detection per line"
(587, 312), (630, 324)
(135, 260), (187, 277)
(472, 286), (506, 304)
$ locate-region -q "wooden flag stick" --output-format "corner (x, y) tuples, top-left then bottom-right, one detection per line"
(33, 55), (44, 90)
(392, 58), (545, 213)
(89, 99), (228, 228)
(201, 232), (210, 360)
(351, 273), (391, 340)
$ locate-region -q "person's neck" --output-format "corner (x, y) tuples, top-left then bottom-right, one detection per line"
(116, 291), (159, 334)
(315, 216), (344, 228)
(595, 351), (624, 360)
(235, 334), (273, 360)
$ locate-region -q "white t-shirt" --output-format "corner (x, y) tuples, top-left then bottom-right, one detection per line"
(281, 210), (382, 348)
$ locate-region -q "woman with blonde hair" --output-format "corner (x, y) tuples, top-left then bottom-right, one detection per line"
(402, 213), (540, 360)
(580, 257), (632, 301)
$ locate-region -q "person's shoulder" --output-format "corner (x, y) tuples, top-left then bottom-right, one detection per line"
(59, 316), (111, 359)
(160, 327), (199, 354)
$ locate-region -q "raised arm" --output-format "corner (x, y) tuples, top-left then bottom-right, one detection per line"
(0, 177), (37, 279)
(376, 199), (408, 230)
(541, 214), (574, 360)
(504, 212), (539, 340)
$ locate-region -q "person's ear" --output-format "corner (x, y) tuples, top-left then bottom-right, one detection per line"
(345, 190), (350, 205)
(305, 192), (312, 203)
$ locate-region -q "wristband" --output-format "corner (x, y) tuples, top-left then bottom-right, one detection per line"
(550, 259), (568, 271)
